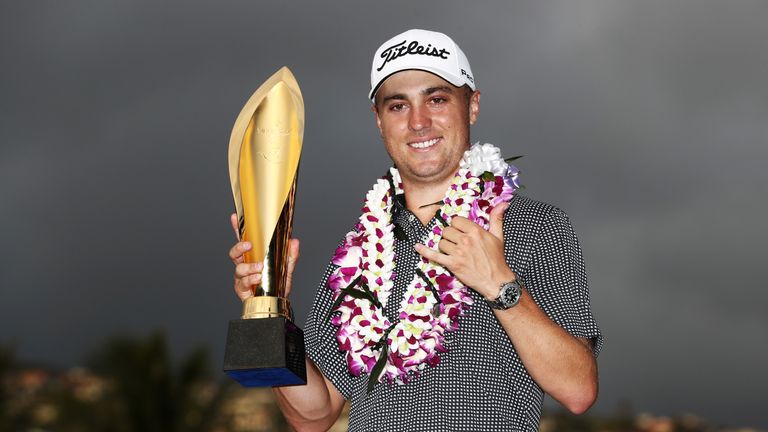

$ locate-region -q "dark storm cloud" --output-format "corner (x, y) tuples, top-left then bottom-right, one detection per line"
(2, 0), (766, 428)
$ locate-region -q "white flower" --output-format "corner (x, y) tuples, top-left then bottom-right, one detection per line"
(459, 142), (508, 176)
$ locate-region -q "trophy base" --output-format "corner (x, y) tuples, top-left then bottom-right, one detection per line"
(223, 316), (307, 387)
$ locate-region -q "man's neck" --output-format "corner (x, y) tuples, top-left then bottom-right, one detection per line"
(401, 175), (454, 225)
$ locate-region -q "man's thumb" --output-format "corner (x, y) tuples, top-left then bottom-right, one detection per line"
(489, 202), (510, 240)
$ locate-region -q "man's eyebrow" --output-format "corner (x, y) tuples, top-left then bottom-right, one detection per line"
(379, 86), (455, 105)
(422, 86), (454, 95)
(380, 93), (407, 104)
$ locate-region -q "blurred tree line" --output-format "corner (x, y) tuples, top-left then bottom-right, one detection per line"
(0, 336), (747, 432)
(0, 332), (239, 432)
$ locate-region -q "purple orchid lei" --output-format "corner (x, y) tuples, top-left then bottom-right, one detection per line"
(327, 143), (520, 391)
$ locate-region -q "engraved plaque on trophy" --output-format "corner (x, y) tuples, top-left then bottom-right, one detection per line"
(223, 67), (307, 387)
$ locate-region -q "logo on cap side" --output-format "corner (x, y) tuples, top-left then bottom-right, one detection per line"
(461, 69), (474, 84)
(376, 40), (451, 72)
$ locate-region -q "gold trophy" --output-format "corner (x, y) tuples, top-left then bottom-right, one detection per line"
(223, 67), (307, 386)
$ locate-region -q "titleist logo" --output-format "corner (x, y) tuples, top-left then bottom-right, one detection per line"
(376, 40), (451, 72)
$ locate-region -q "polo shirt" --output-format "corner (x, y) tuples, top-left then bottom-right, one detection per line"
(305, 193), (603, 431)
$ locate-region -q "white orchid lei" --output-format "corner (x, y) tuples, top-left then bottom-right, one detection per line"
(327, 143), (520, 392)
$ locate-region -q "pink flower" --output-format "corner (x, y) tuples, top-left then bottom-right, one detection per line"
(332, 243), (363, 268)
(403, 348), (428, 367)
(336, 326), (353, 351)
(435, 273), (461, 293)
(347, 350), (376, 376)
(327, 266), (361, 290)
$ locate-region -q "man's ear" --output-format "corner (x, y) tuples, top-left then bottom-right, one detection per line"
(469, 90), (481, 125)
(372, 103), (383, 135)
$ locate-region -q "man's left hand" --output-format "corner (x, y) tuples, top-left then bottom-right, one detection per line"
(415, 202), (514, 300)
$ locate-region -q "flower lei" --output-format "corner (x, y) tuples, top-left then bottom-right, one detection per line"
(327, 143), (520, 392)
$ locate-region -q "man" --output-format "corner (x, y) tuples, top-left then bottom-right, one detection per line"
(230, 29), (602, 431)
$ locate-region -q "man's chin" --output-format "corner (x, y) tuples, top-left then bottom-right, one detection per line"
(401, 166), (457, 186)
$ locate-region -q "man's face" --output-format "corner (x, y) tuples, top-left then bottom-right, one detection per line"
(373, 70), (480, 188)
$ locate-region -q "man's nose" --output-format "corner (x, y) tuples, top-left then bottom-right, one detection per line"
(408, 105), (431, 131)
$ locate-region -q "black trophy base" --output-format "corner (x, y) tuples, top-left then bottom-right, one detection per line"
(223, 316), (307, 387)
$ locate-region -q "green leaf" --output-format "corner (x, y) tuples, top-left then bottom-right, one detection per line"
(481, 171), (496, 182)
(327, 294), (345, 321)
(342, 285), (378, 306)
(367, 344), (389, 394)
(358, 280), (383, 309)
(386, 172), (397, 197)
(415, 268), (441, 305)
(435, 211), (448, 227)
(326, 274), (362, 320)
(345, 274), (363, 291)
(504, 155), (525, 162)
(432, 303), (441, 316)
(367, 323), (396, 394)
(374, 323), (396, 351)
(418, 199), (443, 209)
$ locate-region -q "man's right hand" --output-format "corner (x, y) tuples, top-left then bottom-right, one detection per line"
(227, 214), (344, 430)
(228, 213), (300, 301)
(229, 214), (344, 431)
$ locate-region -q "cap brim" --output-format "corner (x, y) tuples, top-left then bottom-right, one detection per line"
(368, 67), (471, 102)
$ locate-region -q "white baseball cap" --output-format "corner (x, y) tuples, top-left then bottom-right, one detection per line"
(369, 29), (476, 102)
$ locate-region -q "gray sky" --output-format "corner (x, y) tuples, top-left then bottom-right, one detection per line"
(1, 0), (766, 428)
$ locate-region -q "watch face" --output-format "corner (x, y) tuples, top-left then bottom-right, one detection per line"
(488, 280), (522, 310)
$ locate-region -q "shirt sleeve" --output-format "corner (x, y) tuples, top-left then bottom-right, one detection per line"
(303, 239), (359, 399)
(520, 207), (604, 356)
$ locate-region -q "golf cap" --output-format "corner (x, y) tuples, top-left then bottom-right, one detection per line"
(369, 29), (476, 102)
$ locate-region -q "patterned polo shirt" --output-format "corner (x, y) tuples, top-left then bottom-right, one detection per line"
(304, 193), (603, 431)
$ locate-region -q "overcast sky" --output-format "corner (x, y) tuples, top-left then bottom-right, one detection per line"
(1, 0), (766, 428)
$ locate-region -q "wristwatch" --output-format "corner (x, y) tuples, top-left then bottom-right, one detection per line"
(485, 278), (523, 310)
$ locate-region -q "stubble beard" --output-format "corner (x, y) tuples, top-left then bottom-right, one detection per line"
(394, 142), (469, 191)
